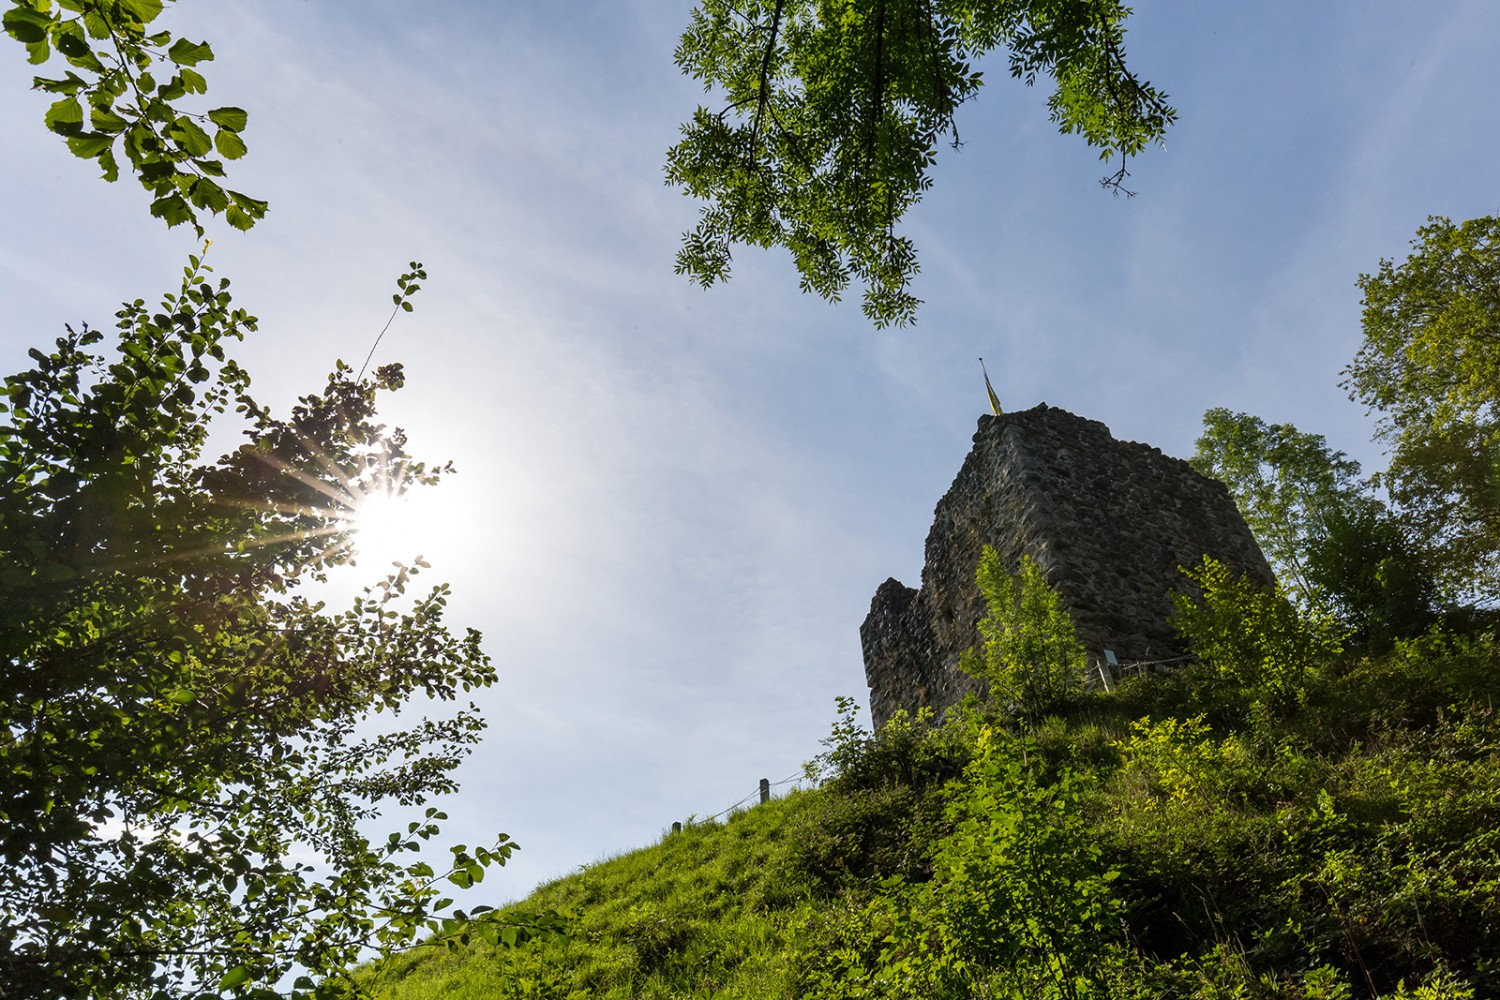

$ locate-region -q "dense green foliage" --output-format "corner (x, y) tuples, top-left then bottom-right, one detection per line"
(4, 4), (514, 994)
(3, 0), (263, 232)
(1170, 557), (1347, 709)
(668, 0), (1174, 326)
(1189, 410), (1440, 645)
(365, 561), (1500, 1000)
(1190, 409), (1374, 604)
(0, 258), (508, 998)
(1192, 218), (1500, 631)
(960, 548), (1087, 718)
(1344, 215), (1500, 601)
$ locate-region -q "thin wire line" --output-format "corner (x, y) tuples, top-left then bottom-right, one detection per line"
(689, 772), (813, 827)
(356, 302), (402, 382)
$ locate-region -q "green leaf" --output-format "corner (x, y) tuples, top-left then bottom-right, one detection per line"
(33, 74), (85, 95)
(188, 177), (229, 213)
(45, 96), (84, 135)
(120, 0), (167, 26)
(82, 10), (109, 39)
(227, 190), (268, 219)
(217, 966), (252, 990)
(90, 106), (130, 133)
(2, 6), (52, 44)
(179, 67), (207, 94)
(207, 107), (249, 132)
(166, 37), (214, 66)
(149, 193), (194, 228)
(66, 132), (114, 157)
(214, 128), (247, 160)
(138, 158), (175, 183)
(225, 204), (255, 231)
(53, 28), (88, 59)
(168, 117), (212, 156)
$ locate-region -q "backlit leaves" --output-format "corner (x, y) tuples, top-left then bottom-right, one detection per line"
(1191, 409), (1368, 607)
(0, 257), (507, 998)
(4, 0), (260, 233)
(668, 0), (1175, 327)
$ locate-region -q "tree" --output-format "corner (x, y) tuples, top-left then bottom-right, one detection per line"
(0, 257), (511, 998)
(3, 0), (264, 233)
(1304, 501), (1438, 644)
(1190, 408), (1368, 604)
(668, 0), (1175, 327)
(1344, 215), (1500, 601)
(3, 2), (530, 993)
(1191, 408), (1437, 641)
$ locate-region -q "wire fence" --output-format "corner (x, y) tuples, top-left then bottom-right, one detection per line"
(668, 771), (811, 834)
(670, 650), (1203, 829)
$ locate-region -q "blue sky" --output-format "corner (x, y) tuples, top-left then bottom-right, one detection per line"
(4, 1), (1499, 907)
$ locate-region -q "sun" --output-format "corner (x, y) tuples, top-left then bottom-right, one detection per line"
(349, 491), (417, 566)
(328, 462), (486, 589)
(345, 485), (444, 570)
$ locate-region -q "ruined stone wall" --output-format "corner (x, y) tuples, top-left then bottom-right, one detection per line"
(860, 404), (1274, 730)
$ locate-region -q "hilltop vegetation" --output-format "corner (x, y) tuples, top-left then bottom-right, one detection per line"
(365, 554), (1500, 1000)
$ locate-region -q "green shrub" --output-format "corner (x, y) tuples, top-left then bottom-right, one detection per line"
(1173, 556), (1349, 708)
(923, 727), (1122, 999)
(801, 728), (1122, 1000)
(962, 547), (1088, 718)
(808, 699), (970, 795)
(791, 699), (970, 893)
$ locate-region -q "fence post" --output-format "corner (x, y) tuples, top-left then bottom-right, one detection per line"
(671, 821), (681, 834)
(759, 777), (770, 804)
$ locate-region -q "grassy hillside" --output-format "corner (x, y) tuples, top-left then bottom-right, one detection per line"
(364, 615), (1500, 999)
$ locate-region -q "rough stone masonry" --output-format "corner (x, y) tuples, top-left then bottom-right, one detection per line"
(860, 404), (1274, 730)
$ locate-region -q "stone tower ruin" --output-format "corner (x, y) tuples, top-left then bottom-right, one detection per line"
(860, 404), (1274, 730)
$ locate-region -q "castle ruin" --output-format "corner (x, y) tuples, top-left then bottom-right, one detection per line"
(860, 404), (1274, 729)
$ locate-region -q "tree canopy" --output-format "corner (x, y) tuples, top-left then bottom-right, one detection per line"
(0, 255), (513, 997)
(3, 0), (263, 232)
(1190, 408), (1370, 605)
(2, 3), (532, 993)
(1344, 214), (1500, 600)
(668, 0), (1175, 327)
(1190, 409), (1437, 643)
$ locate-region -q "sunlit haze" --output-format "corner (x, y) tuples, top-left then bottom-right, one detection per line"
(349, 488), (427, 571)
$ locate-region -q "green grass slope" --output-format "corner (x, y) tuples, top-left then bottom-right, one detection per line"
(363, 791), (830, 999)
(364, 622), (1500, 1000)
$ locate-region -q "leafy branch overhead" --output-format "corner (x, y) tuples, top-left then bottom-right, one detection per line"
(667, 0), (1176, 327)
(3, 0), (264, 233)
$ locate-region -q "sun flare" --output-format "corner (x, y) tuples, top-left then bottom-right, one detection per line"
(345, 486), (448, 571)
(326, 457), (486, 589)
